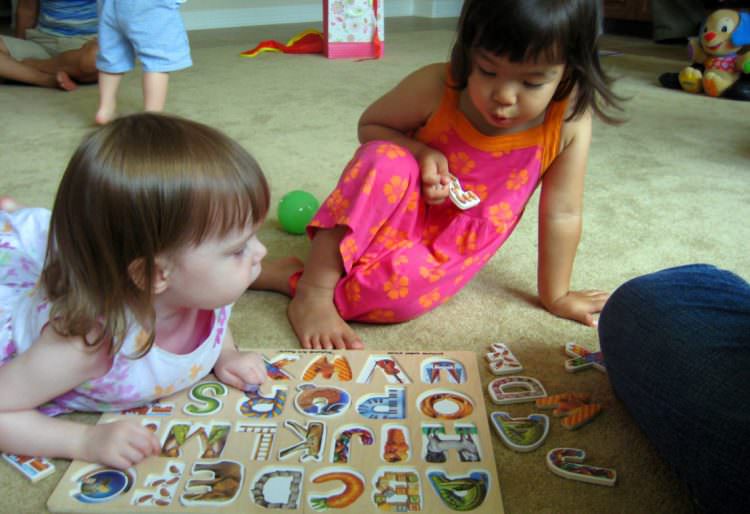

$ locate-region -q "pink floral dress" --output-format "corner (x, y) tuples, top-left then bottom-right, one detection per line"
(306, 82), (567, 323)
(0, 208), (229, 416)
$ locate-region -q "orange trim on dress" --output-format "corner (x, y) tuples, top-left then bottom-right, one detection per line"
(416, 77), (568, 176)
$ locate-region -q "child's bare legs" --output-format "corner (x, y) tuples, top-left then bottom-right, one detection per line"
(287, 227), (364, 350)
(95, 71), (123, 125)
(143, 71), (169, 112)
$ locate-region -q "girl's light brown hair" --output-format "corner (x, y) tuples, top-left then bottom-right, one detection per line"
(42, 113), (269, 356)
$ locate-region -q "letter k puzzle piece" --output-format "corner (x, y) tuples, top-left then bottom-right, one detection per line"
(564, 342), (606, 373)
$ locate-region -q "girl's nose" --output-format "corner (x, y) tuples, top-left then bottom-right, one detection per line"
(492, 84), (516, 106)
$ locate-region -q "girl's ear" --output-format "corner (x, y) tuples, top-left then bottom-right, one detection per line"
(128, 257), (171, 294)
(152, 256), (172, 295)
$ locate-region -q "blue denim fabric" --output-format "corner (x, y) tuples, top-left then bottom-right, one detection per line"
(598, 264), (750, 514)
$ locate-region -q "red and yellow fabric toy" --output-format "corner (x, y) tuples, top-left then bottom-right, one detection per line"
(240, 29), (324, 58)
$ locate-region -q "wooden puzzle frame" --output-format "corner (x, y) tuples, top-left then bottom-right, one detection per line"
(47, 349), (503, 513)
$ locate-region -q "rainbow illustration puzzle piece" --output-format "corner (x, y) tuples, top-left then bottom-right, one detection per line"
(490, 411), (549, 452)
(2, 453), (56, 482)
(485, 343), (523, 376)
(546, 448), (617, 486)
(536, 392), (602, 430)
(564, 342), (606, 373)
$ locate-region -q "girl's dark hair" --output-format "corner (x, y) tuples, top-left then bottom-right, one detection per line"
(450, 0), (624, 123)
(42, 113), (270, 356)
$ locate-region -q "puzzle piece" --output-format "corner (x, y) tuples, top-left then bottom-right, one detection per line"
(2, 453), (55, 482)
(536, 393), (602, 430)
(448, 175), (480, 210)
(488, 376), (547, 405)
(485, 343), (523, 376)
(490, 411), (549, 452)
(564, 342), (606, 373)
(546, 448), (616, 486)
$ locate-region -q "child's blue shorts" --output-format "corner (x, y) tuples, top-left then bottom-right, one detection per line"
(96, 0), (192, 74)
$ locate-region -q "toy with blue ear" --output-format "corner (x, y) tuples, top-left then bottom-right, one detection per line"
(659, 9), (750, 101)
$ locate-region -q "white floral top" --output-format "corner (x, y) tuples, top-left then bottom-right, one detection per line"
(0, 208), (229, 416)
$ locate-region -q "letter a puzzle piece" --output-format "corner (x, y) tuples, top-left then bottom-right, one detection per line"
(485, 343), (523, 376)
(564, 342), (606, 373)
(546, 448), (617, 486)
(536, 392), (602, 430)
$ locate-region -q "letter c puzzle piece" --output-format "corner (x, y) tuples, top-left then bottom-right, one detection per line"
(546, 448), (616, 486)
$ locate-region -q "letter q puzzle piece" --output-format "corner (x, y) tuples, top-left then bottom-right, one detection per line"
(546, 448), (617, 486)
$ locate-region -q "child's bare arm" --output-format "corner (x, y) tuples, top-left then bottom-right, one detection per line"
(358, 63), (451, 203)
(0, 326), (159, 467)
(537, 108), (608, 326)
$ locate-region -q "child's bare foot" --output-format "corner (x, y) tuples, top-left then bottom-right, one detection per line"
(0, 197), (20, 211)
(95, 106), (116, 126)
(56, 71), (77, 91)
(250, 257), (304, 295)
(288, 282), (364, 350)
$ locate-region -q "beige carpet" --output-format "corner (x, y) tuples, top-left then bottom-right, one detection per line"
(1, 17), (748, 514)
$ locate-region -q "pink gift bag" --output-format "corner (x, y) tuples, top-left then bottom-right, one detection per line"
(323, 0), (384, 59)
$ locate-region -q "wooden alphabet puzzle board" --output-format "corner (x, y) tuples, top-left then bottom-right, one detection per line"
(48, 349), (503, 513)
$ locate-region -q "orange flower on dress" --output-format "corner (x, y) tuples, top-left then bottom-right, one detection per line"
(362, 168), (377, 195)
(489, 202), (513, 234)
(456, 231), (477, 255)
(406, 191), (419, 211)
(154, 384), (175, 398)
(189, 364), (203, 380)
(340, 237), (358, 267)
(467, 183), (488, 201)
(462, 256), (479, 270)
(384, 273), (409, 300)
(308, 219), (323, 229)
(365, 309), (396, 322)
(449, 151), (476, 175)
(394, 255), (409, 268)
(383, 175), (408, 204)
(326, 188), (351, 221)
(419, 265), (446, 283)
(345, 280), (361, 303)
(357, 251), (382, 276)
(377, 143), (407, 160)
(419, 289), (441, 308)
(375, 225), (409, 250)
(343, 159), (362, 183)
(454, 274), (464, 285)
(506, 168), (529, 191)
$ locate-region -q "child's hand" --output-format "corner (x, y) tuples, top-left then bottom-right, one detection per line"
(417, 148), (451, 205)
(545, 289), (610, 327)
(82, 420), (160, 469)
(214, 351), (267, 391)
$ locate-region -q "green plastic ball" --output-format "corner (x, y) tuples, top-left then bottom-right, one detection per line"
(277, 190), (320, 235)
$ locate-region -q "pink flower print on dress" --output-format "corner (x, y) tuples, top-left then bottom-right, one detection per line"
(213, 307), (228, 347)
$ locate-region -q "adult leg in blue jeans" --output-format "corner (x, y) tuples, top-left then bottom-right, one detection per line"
(598, 264), (750, 514)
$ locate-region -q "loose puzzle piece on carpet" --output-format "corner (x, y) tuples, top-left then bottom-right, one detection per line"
(47, 349), (503, 513)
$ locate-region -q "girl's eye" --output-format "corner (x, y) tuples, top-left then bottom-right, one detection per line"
(477, 65), (495, 77)
(233, 245), (248, 257)
(523, 81), (545, 89)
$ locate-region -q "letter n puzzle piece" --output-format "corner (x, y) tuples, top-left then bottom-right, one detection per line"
(546, 448), (616, 486)
(564, 342), (606, 373)
(536, 393), (602, 430)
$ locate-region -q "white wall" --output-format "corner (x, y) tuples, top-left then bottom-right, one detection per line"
(181, 0), (462, 31)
